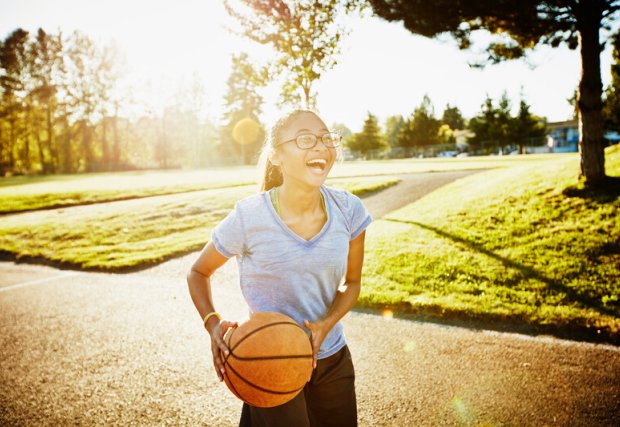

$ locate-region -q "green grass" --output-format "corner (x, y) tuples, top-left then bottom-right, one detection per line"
(0, 167), (257, 213)
(0, 154), (566, 213)
(0, 176), (399, 270)
(361, 145), (620, 344)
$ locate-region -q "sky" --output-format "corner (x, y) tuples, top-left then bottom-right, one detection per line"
(1, 0), (617, 131)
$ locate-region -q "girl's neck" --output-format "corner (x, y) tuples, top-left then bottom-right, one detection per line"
(278, 181), (323, 217)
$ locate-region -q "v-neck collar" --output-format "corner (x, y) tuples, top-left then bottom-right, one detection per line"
(264, 185), (332, 246)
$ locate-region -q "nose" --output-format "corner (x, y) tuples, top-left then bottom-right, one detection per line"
(313, 139), (329, 151)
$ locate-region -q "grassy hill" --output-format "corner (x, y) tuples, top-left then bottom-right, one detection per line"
(361, 145), (620, 344)
(0, 176), (398, 270)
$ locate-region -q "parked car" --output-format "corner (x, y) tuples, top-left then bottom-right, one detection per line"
(438, 150), (458, 158)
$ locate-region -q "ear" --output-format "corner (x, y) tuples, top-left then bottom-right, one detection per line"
(269, 150), (282, 167)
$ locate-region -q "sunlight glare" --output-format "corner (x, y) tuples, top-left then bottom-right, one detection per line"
(382, 308), (394, 319)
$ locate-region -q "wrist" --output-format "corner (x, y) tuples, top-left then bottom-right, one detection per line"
(319, 315), (337, 333)
(203, 312), (221, 334)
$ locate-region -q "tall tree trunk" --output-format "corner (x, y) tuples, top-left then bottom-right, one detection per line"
(21, 114), (31, 173)
(303, 84), (311, 110)
(8, 117), (16, 171)
(34, 113), (47, 173)
(577, 2), (606, 186)
(82, 121), (94, 172)
(112, 108), (120, 169)
(102, 117), (109, 171)
(46, 104), (57, 173)
(61, 124), (72, 173)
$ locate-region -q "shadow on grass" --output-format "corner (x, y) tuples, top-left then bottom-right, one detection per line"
(562, 176), (620, 202)
(375, 218), (619, 345)
(385, 218), (617, 317)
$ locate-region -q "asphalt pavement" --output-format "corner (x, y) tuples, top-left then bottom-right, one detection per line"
(1, 171), (619, 426)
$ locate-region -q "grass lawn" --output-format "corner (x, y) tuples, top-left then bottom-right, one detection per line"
(0, 176), (398, 270)
(361, 145), (620, 344)
(0, 154), (566, 213)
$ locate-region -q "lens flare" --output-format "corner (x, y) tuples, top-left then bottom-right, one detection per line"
(381, 308), (394, 319)
(403, 341), (416, 352)
(451, 396), (473, 425)
(232, 117), (260, 145)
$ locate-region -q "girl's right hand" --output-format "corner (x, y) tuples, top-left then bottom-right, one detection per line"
(208, 319), (238, 381)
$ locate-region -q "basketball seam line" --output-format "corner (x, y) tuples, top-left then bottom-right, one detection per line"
(221, 320), (311, 398)
(223, 321), (312, 363)
(224, 361), (307, 396)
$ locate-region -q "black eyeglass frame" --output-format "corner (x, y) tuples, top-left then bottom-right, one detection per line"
(275, 132), (342, 150)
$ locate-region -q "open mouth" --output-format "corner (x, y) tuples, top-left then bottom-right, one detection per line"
(306, 158), (327, 172)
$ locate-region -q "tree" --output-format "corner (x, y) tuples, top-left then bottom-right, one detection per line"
(398, 95), (441, 147)
(29, 28), (65, 173)
(441, 104), (465, 130)
(347, 112), (387, 158)
(0, 28), (32, 173)
(97, 41), (128, 171)
(368, 0), (620, 187)
(384, 115), (405, 148)
(604, 29), (620, 132)
(65, 31), (101, 172)
(220, 53), (267, 164)
(468, 93), (512, 153)
(225, 0), (356, 108)
(512, 97), (547, 154)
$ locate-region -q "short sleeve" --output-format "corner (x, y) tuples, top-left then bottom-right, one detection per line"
(347, 193), (372, 240)
(210, 203), (245, 258)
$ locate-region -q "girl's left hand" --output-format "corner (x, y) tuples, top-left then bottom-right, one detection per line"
(303, 319), (330, 369)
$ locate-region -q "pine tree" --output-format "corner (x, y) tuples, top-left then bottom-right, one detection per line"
(398, 95), (440, 147)
(347, 112), (387, 159)
(368, 0), (620, 186)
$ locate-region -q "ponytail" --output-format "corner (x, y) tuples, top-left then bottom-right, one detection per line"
(261, 158), (283, 192)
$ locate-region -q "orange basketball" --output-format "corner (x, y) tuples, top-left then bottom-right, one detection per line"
(221, 312), (313, 408)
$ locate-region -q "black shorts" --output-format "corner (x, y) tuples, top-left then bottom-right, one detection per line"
(239, 345), (357, 427)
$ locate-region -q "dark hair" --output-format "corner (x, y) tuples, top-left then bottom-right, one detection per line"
(257, 109), (320, 192)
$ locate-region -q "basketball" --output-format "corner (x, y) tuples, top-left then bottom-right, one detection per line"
(221, 312), (313, 408)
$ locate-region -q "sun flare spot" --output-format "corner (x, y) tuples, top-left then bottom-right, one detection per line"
(381, 308), (394, 319)
(403, 341), (416, 352)
(451, 396), (473, 424)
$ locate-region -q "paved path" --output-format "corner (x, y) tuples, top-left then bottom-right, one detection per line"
(1, 171), (619, 426)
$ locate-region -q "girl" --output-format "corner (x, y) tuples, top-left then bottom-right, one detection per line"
(187, 109), (372, 427)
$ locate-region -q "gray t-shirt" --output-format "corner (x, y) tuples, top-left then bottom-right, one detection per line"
(210, 185), (372, 359)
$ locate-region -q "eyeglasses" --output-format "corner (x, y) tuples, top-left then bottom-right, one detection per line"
(277, 132), (342, 150)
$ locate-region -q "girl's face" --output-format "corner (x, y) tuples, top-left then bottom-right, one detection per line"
(271, 112), (337, 189)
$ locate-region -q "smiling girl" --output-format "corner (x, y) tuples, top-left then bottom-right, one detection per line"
(187, 109), (372, 427)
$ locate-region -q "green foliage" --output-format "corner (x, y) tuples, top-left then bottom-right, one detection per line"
(361, 145), (620, 343)
(604, 29), (620, 132)
(220, 53), (268, 165)
(0, 27), (224, 176)
(441, 104), (465, 130)
(224, 0), (357, 108)
(398, 95), (441, 147)
(384, 115), (405, 148)
(367, 0), (619, 185)
(467, 92), (545, 152)
(468, 93), (511, 147)
(367, 0), (605, 62)
(222, 53), (268, 119)
(347, 112), (388, 158)
(512, 98), (547, 152)
(437, 124), (455, 144)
